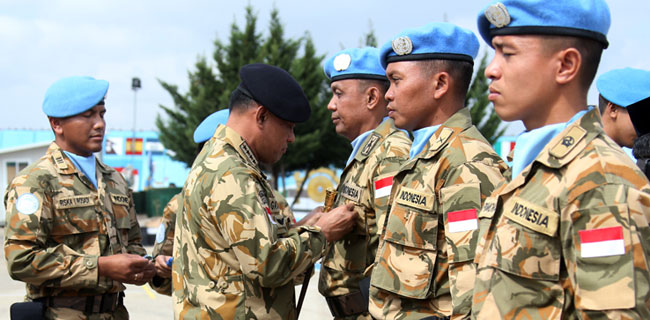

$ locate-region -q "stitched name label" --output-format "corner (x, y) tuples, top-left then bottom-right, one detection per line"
(503, 196), (558, 236)
(56, 194), (96, 209)
(110, 193), (130, 206)
(340, 183), (362, 203)
(395, 186), (434, 211)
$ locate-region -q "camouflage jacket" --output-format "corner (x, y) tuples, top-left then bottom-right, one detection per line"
(4, 142), (146, 299)
(172, 125), (326, 319)
(472, 108), (650, 319)
(319, 118), (410, 300)
(150, 193), (181, 295)
(152, 190), (294, 296)
(369, 108), (507, 319)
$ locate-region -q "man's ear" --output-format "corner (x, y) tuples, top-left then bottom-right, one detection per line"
(432, 71), (450, 100)
(607, 102), (619, 120)
(49, 117), (64, 136)
(366, 86), (380, 111)
(555, 47), (581, 85)
(255, 105), (268, 127)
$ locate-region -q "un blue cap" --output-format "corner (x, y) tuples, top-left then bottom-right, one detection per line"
(597, 68), (650, 136)
(379, 22), (479, 69)
(193, 109), (230, 143)
(597, 68), (650, 108)
(324, 47), (387, 82)
(42, 76), (109, 117)
(477, 0), (610, 48)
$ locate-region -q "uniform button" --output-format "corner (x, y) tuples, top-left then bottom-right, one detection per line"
(86, 260), (93, 266)
(208, 281), (215, 289)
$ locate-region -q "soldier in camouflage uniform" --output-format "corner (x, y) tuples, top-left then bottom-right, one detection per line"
(368, 23), (507, 320)
(4, 76), (155, 319)
(149, 110), (230, 295)
(317, 47), (411, 319)
(472, 0), (650, 318)
(172, 63), (357, 319)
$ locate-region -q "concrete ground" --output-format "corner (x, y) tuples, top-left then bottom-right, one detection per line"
(0, 227), (332, 319)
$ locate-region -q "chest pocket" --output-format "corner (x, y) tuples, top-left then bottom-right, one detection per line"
(51, 193), (100, 255)
(484, 196), (562, 282)
(110, 192), (133, 246)
(370, 186), (438, 299)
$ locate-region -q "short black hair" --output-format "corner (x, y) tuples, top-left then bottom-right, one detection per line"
(417, 59), (474, 99)
(357, 79), (390, 94)
(542, 36), (604, 92)
(598, 94), (609, 115)
(228, 88), (256, 112)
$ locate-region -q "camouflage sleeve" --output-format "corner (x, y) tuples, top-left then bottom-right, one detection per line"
(561, 184), (650, 317)
(4, 180), (99, 289)
(440, 160), (504, 317)
(210, 171), (327, 288)
(124, 188), (146, 256)
(371, 155), (408, 236)
(149, 194), (179, 296)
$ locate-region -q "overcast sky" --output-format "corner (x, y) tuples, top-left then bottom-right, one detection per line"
(2, 0), (648, 137)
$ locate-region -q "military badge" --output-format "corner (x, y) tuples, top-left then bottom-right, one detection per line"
(392, 36), (413, 56)
(16, 193), (39, 215)
(333, 53), (351, 71)
(485, 2), (511, 28)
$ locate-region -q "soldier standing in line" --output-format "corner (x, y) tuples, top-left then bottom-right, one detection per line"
(4, 76), (155, 319)
(472, 0), (650, 318)
(149, 109), (230, 295)
(596, 67), (650, 148)
(368, 23), (507, 319)
(318, 47), (411, 319)
(172, 63), (358, 319)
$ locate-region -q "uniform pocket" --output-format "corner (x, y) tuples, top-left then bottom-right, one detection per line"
(440, 182), (481, 263)
(370, 203), (438, 299)
(573, 205), (635, 310)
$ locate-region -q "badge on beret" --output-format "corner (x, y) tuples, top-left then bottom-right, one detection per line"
(485, 2), (511, 28)
(333, 53), (352, 71)
(16, 193), (39, 215)
(392, 36), (413, 56)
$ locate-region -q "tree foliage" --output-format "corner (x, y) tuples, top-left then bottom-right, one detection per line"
(156, 6), (350, 189)
(465, 51), (506, 144)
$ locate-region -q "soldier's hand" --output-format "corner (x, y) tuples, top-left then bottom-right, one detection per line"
(98, 253), (155, 285)
(315, 203), (357, 242)
(154, 255), (172, 279)
(293, 206), (323, 227)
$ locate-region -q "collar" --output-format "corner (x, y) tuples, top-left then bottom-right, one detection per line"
(410, 125), (441, 159)
(349, 117), (398, 165)
(214, 124), (260, 169)
(347, 130), (373, 166)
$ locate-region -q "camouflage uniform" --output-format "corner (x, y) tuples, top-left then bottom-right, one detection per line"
(472, 108), (650, 319)
(172, 124), (325, 319)
(369, 108), (507, 319)
(318, 118), (411, 319)
(4, 142), (146, 320)
(152, 191), (294, 296)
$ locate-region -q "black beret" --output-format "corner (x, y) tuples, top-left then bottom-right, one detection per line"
(237, 63), (311, 123)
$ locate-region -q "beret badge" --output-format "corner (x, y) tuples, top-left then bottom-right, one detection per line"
(391, 36), (413, 56)
(485, 2), (511, 28)
(333, 53), (352, 71)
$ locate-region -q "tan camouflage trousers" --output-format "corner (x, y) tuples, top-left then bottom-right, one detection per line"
(44, 305), (128, 320)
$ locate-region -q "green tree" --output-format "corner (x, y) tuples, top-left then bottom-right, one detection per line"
(466, 51), (506, 144)
(156, 6), (351, 198)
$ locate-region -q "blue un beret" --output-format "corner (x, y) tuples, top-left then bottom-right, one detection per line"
(43, 76), (109, 118)
(237, 63), (311, 123)
(597, 67), (650, 136)
(324, 47), (387, 82)
(477, 0), (610, 48)
(379, 22), (479, 69)
(193, 109), (230, 143)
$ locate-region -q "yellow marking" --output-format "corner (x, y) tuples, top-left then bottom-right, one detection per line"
(144, 284), (157, 299)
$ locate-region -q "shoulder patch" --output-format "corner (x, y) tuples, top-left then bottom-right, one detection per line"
(155, 224), (166, 243)
(110, 193), (130, 206)
(503, 196), (558, 236)
(432, 127), (454, 151)
(340, 183), (362, 203)
(53, 150), (68, 170)
(55, 194), (96, 209)
(361, 134), (381, 157)
(16, 193), (40, 215)
(395, 186), (434, 211)
(550, 126), (586, 158)
(239, 141), (258, 167)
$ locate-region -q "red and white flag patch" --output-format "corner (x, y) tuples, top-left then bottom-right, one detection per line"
(579, 226), (625, 258)
(447, 209), (478, 233)
(374, 176), (393, 199)
(265, 207), (277, 225)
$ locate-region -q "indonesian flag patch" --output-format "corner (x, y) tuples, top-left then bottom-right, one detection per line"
(579, 226), (625, 258)
(264, 207), (277, 225)
(447, 209), (478, 233)
(374, 176), (393, 199)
